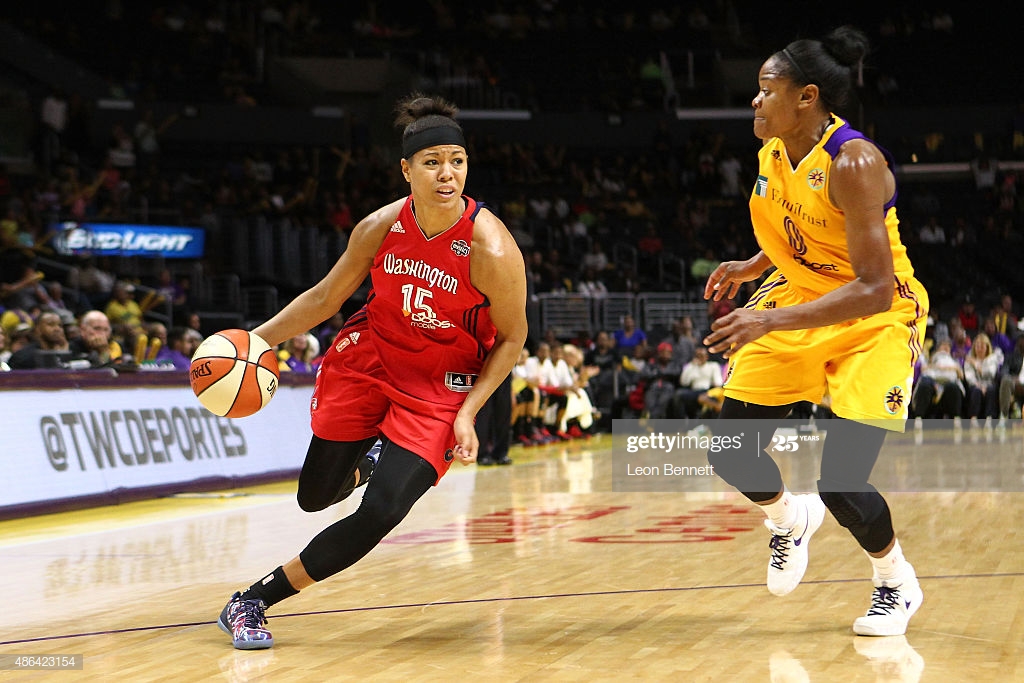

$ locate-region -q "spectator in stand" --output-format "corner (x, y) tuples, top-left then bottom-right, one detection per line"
(918, 215), (946, 244)
(511, 347), (545, 445)
(560, 344), (601, 436)
(690, 248), (721, 283)
(576, 266), (609, 299)
(6, 324), (34, 360)
(154, 325), (198, 370)
(581, 241), (611, 274)
(640, 341), (683, 419)
(911, 340), (964, 420)
(278, 332), (318, 373)
(42, 280), (88, 319)
(70, 310), (122, 367)
(535, 341), (570, 440)
(957, 297), (979, 335)
(636, 222), (664, 272)
(661, 316), (698, 366)
(105, 281), (146, 329)
(949, 319), (972, 364)
(6, 311), (72, 369)
(673, 347), (723, 419)
(718, 148), (744, 197)
(982, 316), (1014, 358)
(963, 332), (1003, 423)
(998, 336), (1024, 425)
(613, 314), (647, 358)
(583, 330), (618, 429)
(68, 256), (116, 306)
(992, 294), (1020, 340)
(153, 268), (191, 311)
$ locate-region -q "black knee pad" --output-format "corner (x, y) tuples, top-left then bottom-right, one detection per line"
(817, 484), (882, 528)
(817, 481), (893, 553)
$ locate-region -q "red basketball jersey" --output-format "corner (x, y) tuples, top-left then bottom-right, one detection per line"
(366, 195), (496, 408)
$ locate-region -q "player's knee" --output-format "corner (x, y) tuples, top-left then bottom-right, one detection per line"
(817, 481), (884, 529)
(356, 488), (412, 533)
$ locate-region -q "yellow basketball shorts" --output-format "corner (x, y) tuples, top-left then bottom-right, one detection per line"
(723, 272), (929, 431)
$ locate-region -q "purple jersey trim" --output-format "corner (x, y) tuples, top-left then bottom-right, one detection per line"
(823, 121), (899, 212)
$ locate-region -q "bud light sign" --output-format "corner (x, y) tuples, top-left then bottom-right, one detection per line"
(53, 222), (206, 258)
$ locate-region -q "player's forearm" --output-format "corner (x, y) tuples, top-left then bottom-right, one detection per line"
(457, 337), (525, 421)
(766, 277), (892, 332)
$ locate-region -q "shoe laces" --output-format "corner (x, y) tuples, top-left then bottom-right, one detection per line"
(767, 525), (792, 570)
(865, 586), (900, 616)
(231, 597), (269, 631)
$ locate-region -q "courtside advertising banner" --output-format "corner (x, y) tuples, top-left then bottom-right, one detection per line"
(52, 222), (206, 258)
(0, 383), (311, 510)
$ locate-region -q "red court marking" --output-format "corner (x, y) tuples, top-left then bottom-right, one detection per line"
(573, 503), (763, 543)
(383, 505), (630, 544)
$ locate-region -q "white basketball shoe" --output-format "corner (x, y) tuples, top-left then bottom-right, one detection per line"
(853, 563), (923, 636)
(764, 494), (826, 596)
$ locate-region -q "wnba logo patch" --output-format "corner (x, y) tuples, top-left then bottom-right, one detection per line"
(884, 386), (905, 415)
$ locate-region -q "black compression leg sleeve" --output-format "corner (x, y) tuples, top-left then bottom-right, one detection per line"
(298, 439), (437, 582)
(296, 435), (379, 512)
(816, 418), (894, 553)
(708, 397), (794, 502)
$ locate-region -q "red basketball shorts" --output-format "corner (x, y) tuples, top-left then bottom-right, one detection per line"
(310, 326), (457, 481)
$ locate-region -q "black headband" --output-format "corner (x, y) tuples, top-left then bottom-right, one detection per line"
(401, 122), (466, 159)
(782, 48), (812, 85)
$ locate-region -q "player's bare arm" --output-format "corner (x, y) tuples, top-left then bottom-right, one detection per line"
(253, 198), (403, 347)
(450, 209), (529, 464)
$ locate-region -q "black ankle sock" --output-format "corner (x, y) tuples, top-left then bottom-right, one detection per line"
(240, 566), (299, 608)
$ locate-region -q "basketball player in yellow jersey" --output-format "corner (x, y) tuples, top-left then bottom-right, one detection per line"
(701, 26), (928, 637)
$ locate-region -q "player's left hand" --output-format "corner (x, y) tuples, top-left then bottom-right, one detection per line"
(452, 414), (479, 465)
(703, 308), (772, 359)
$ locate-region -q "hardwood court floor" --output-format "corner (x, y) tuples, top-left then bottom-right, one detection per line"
(2, 426), (1023, 682)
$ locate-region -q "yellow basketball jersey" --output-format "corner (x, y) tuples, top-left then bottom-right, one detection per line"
(749, 115), (915, 299)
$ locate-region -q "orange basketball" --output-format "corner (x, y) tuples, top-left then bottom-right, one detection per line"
(189, 329), (279, 418)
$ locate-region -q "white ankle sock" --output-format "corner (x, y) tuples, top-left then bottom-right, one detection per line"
(868, 539), (907, 582)
(760, 490), (798, 529)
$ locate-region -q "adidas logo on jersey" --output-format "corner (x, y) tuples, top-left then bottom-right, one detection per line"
(390, 221), (406, 233)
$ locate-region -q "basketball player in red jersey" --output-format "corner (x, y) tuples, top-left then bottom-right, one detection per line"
(702, 26), (928, 638)
(217, 93), (528, 649)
